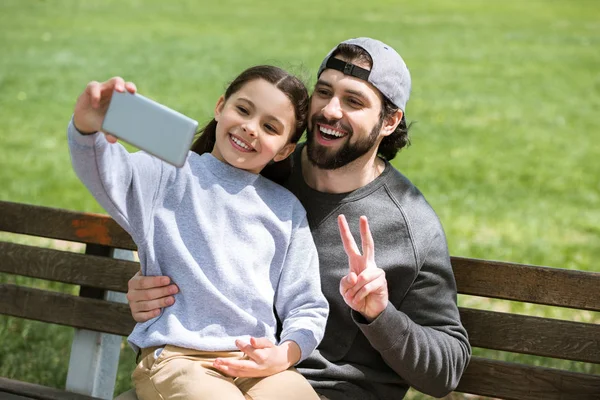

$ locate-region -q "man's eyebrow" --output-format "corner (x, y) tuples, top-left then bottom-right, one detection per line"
(315, 79), (369, 102)
(315, 79), (333, 89)
(237, 97), (285, 128)
(345, 89), (368, 100)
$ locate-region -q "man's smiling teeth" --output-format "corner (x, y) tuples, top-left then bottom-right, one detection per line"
(231, 135), (252, 150)
(319, 126), (346, 138)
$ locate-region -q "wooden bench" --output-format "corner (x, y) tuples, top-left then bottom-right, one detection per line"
(1, 200), (599, 400)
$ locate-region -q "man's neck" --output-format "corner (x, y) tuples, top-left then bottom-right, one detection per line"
(301, 147), (385, 194)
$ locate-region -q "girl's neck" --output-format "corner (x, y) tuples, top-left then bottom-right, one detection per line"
(300, 147), (384, 194)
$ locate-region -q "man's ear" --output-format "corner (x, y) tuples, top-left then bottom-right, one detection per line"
(380, 109), (404, 137)
(214, 95), (226, 121)
(273, 143), (297, 162)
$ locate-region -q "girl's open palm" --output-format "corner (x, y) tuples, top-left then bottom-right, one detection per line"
(338, 215), (388, 321)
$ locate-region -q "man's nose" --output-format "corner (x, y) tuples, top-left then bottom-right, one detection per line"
(322, 97), (343, 120)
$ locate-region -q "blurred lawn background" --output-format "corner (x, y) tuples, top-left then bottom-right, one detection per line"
(0, 0), (598, 398)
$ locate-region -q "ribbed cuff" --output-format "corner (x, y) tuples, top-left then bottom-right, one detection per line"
(280, 328), (318, 364)
(353, 303), (411, 351)
(68, 118), (101, 147)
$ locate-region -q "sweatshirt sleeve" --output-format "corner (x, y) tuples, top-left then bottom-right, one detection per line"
(275, 214), (329, 363)
(67, 120), (164, 244)
(352, 229), (471, 398)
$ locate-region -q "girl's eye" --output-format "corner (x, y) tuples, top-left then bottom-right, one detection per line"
(236, 106), (249, 114)
(264, 124), (277, 134)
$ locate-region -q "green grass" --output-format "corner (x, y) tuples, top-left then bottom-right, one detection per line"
(0, 0), (599, 398)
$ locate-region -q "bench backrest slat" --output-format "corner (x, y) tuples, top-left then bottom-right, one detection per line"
(461, 307), (600, 363)
(457, 357), (600, 400)
(0, 201), (136, 250)
(452, 256), (600, 311)
(0, 241), (139, 292)
(0, 283), (135, 336)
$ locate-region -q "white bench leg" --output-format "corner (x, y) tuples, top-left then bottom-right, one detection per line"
(65, 248), (134, 399)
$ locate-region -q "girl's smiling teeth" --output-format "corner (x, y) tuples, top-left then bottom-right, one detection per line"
(319, 124), (347, 140)
(230, 134), (255, 152)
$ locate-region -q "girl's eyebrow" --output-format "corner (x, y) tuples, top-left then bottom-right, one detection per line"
(237, 97), (285, 129)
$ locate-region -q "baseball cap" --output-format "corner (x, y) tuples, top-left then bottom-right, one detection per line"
(317, 37), (411, 112)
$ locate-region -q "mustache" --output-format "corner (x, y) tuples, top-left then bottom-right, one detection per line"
(311, 113), (352, 135)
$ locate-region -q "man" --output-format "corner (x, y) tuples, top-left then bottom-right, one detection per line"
(122, 37), (471, 399)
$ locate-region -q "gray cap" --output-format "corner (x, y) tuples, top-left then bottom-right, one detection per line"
(317, 37), (411, 112)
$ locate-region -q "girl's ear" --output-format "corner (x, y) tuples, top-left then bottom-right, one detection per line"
(380, 109), (404, 137)
(214, 95), (226, 121)
(273, 143), (296, 162)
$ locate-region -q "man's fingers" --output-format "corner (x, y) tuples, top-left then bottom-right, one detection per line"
(130, 295), (175, 313)
(129, 274), (173, 291)
(359, 216), (375, 263)
(132, 309), (161, 323)
(339, 272), (358, 293)
(343, 269), (384, 299)
(126, 278), (178, 306)
(351, 270), (386, 303)
(338, 214), (360, 256)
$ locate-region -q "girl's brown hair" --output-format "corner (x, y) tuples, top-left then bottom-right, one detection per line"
(191, 65), (309, 184)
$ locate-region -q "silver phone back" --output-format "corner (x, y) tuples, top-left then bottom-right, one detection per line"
(101, 91), (198, 167)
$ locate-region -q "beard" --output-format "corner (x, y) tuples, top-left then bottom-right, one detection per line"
(306, 113), (382, 170)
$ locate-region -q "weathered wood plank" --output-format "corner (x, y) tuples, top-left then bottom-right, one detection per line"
(460, 308), (600, 363)
(0, 241), (139, 292)
(0, 377), (100, 400)
(0, 201), (136, 250)
(452, 256), (600, 311)
(0, 284), (135, 336)
(456, 357), (600, 400)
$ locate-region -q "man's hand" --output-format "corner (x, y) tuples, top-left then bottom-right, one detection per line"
(213, 338), (300, 378)
(338, 215), (388, 322)
(73, 76), (137, 143)
(126, 271), (179, 322)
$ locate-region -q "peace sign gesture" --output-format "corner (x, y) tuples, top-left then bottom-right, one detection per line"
(338, 215), (388, 322)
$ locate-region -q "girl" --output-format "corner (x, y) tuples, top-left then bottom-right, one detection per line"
(68, 66), (328, 400)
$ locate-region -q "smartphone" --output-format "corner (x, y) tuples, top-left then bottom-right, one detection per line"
(101, 90), (198, 167)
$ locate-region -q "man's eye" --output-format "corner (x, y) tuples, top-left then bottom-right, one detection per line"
(347, 98), (363, 108)
(236, 106), (249, 114)
(316, 89), (330, 97)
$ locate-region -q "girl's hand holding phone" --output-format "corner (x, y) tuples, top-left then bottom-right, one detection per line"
(73, 76), (137, 142)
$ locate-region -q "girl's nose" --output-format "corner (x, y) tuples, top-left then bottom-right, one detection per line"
(242, 121), (258, 137)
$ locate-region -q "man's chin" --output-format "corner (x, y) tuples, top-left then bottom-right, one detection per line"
(306, 142), (342, 170)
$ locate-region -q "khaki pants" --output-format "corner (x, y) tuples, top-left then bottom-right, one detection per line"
(131, 345), (320, 400)
(116, 389), (329, 400)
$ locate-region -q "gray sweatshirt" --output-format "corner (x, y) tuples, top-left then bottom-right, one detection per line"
(67, 122), (328, 362)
